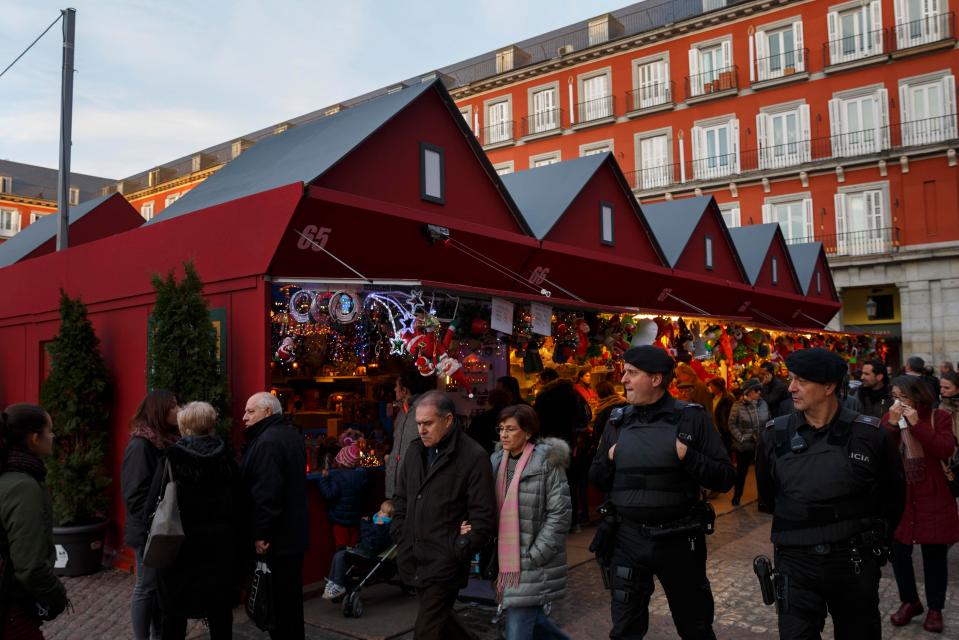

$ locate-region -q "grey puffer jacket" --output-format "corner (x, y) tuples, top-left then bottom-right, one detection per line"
(728, 398), (770, 452)
(490, 437), (571, 609)
(385, 394), (419, 499)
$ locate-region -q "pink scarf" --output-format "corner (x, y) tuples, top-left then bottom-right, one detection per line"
(495, 442), (535, 599)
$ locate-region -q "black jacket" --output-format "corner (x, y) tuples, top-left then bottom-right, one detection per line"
(357, 519), (392, 555)
(316, 467), (369, 527)
(121, 436), (162, 549)
(762, 376), (790, 418)
(535, 379), (589, 446)
(859, 385), (891, 420)
(240, 414), (309, 556)
(391, 426), (496, 588)
(146, 436), (247, 618)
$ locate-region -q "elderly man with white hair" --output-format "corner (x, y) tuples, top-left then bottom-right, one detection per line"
(240, 391), (309, 640)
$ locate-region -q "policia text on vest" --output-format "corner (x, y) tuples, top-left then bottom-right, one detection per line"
(589, 393), (735, 639)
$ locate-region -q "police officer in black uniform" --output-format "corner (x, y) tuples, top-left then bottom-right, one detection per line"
(589, 346), (735, 639)
(755, 348), (905, 639)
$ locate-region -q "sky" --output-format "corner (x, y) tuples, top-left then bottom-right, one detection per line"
(0, 0), (622, 180)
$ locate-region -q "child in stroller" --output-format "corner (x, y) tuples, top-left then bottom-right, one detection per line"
(322, 500), (394, 601)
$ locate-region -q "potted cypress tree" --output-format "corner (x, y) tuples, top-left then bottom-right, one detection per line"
(41, 290), (112, 576)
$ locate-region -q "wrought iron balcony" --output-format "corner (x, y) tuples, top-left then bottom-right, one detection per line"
(576, 95), (615, 124)
(686, 65), (738, 99)
(753, 47), (808, 83)
(892, 11), (954, 51)
(521, 108), (563, 136)
(482, 121), (515, 146)
(787, 227), (900, 257)
(626, 81), (675, 112)
(823, 27), (885, 67)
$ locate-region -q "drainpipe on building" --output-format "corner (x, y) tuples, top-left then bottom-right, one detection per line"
(56, 7), (76, 251)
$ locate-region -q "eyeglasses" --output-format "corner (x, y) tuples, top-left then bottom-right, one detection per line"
(496, 427), (523, 435)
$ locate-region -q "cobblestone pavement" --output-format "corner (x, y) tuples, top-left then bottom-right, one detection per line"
(42, 502), (959, 639)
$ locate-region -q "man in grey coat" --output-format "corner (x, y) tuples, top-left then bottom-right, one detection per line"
(385, 373), (422, 499)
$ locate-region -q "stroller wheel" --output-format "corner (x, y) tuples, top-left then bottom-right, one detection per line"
(353, 594), (364, 618)
(341, 592), (363, 618)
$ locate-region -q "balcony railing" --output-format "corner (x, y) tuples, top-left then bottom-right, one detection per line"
(522, 108), (563, 136)
(627, 81), (675, 111)
(577, 95), (615, 124)
(686, 65), (738, 99)
(788, 227), (900, 257)
(754, 47), (808, 83)
(482, 121), (515, 146)
(627, 114), (959, 191)
(823, 28), (885, 66)
(893, 12), (954, 50)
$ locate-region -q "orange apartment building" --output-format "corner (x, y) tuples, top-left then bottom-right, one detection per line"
(27, 0), (952, 364)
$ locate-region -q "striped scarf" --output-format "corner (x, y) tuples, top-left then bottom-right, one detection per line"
(495, 442), (535, 600)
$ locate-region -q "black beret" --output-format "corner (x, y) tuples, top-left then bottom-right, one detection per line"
(623, 346), (675, 374)
(785, 348), (847, 384)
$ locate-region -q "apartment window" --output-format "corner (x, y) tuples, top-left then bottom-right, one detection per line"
(691, 116), (740, 179)
(704, 0), (727, 9)
(420, 143), (445, 204)
(459, 106), (472, 127)
(580, 140), (613, 157)
(771, 256), (780, 285)
(148, 169), (161, 187)
(0, 176), (11, 193)
(631, 56), (671, 110)
(192, 155), (202, 173)
(600, 203), (614, 245)
(719, 203), (741, 228)
(577, 70), (613, 123)
(29, 211), (45, 224)
(894, 0), (949, 48)
(834, 183), (890, 255)
(826, 1), (883, 65)
(141, 202), (155, 221)
(69, 187), (79, 206)
(688, 39), (732, 97)
(0, 208), (21, 237)
(705, 235), (714, 269)
(762, 195), (813, 243)
(492, 162), (514, 176)
(164, 193), (180, 207)
(530, 151), (561, 168)
(753, 21), (805, 81)
(899, 72), (957, 146)
(828, 86), (890, 157)
(757, 102), (811, 168)
(484, 97), (512, 145)
(527, 84), (560, 134)
(635, 130), (672, 189)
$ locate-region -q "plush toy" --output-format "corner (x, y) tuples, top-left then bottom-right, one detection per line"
(574, 318), (590, 359)
(398, 315), (471, 391)
(632, 319), (659, 347)
(275, 336), (296, 361)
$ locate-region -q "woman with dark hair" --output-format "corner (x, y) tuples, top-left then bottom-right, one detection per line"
(0, 404), (68, 639)
(496, 376), (526, 405)
(573, 369), (598, 409)
(122, 389), (180, 640)
(706, 377), (735, 455)
(883, 375), (959, 633)
(481, 404), (571, 639)
(385, 371), (424, 499)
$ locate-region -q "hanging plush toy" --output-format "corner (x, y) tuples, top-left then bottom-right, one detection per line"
(275, 336), (296, 362)
(398, 315), (472, 391)
(632, 319), (659, 347)
(574, 318), (590, 359)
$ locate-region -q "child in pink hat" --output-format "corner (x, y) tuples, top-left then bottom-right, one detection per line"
(317, 437), (370, 548)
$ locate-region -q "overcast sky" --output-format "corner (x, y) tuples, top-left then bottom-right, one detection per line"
(0, 0), (619, 179)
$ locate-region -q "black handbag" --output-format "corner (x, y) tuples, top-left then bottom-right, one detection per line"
(942, 459), (959, 497)
(246, 561), (276, 631)
(479, 538), (498, 581)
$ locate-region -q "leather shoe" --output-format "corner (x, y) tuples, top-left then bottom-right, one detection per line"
(923, 610), (944, 633)
(890, 601), (924, 626)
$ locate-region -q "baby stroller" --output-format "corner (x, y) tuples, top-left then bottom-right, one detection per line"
(340, 543), (410, 617)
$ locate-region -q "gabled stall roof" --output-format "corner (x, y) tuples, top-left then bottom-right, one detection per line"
(0, 193), (142, 268)
(788, 242), (838, 299)
(728, 223), (801, 290)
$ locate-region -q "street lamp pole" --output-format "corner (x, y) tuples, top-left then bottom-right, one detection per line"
(56, 7), (76, 251)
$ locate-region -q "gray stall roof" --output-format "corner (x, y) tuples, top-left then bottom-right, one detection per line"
(728, 223), (782, 285)
(499, 154), (608, 239)
(641, 196), (715, 268)
(149, 81), (435, 224)
(787, 242), (828, 295)
(0, 193), (113, 267)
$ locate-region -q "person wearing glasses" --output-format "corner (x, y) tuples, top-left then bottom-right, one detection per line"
(882, 375), (959, 633)
(756, 348), (904, 640)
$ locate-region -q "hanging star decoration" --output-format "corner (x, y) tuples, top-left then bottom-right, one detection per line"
(390, 336), (407, 355)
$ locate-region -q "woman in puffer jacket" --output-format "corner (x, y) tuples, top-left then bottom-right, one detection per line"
(727, 378), (770, 506)
(487, 403), (571, 639)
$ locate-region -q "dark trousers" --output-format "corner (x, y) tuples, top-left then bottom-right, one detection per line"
(774, 546), (881, 640)
(1, 604), (43, 640)
(732, 449), (755, 499)
(161, 608), (233, 640)
(267, 553), (305, 640)
(891, 541), (949, 611)
(608, 522), (716, 639)
(413, 582), (474, 640)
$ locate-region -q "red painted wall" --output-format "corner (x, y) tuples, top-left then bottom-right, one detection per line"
(674, 209), (746, 283)
(755, 237), (803, 296)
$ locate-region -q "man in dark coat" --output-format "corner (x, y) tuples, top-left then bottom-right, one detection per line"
(240, 392), (309, 640)
(392, 390), (496, 640)
(859, 359), (892, 420)
(760, 362), (790, 417)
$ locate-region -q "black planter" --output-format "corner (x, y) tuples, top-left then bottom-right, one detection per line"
(52, 520), (107, 577)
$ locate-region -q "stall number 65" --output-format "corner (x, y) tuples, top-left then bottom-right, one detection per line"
(297, 225), (332, 251)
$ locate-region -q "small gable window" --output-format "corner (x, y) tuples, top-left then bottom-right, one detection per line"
(421, 143), (445, 204)
(600, 202), (614, 245)
(816, 271), (822, 294)
(771, 256), (779, 285)
(705, 235), (714, 270)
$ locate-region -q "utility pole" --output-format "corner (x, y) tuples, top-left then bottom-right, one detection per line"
(56, 8), (76, 251)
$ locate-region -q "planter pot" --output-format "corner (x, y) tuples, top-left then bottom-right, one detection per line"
(52, 520), (107, 577)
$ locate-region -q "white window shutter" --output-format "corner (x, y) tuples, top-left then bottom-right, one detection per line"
(894, 0), (907, 35)
(834, 193), (846, 237)
(721, 39), (733, 70)
(878, 87), (890, 148)
(899, 82), (911, 126)
(730, 118), (741, 173)
(869, 0), (883, 52)
(761, 203), (772, 223)
(756, 112), (767, 167)
(799, 104), (811, 162)
(688, 48), (700, 95)
(943, 74), (957, 138)
(754, 31), (767, 81)
(473, 112), (479, 137)
(731, 206), (741, 227)
(828, 98), (842, 155)
(691, 125), (702, 160)
(748, 34), (755, 82)
(803, 198), (814, 239)
(793, 22), (805, 72)
(826, 12), (839, 63)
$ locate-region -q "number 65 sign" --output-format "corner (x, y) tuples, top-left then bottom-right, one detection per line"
(296, 225), (332, 251)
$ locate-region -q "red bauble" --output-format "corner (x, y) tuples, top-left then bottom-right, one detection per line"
(470, 318), (489, 336)
(556, 323), (568, 335)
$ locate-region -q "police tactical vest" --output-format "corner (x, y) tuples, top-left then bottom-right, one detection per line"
(610, 403), (701, 510)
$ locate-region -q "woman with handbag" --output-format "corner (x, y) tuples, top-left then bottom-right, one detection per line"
(472, 404), (572, 639)
(882, 376), (959, 633)
(122, 390), (180, 640)
(727, 379), (769, 506)
(0, 404), (68, 639)
(145, 402), (246, 640)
